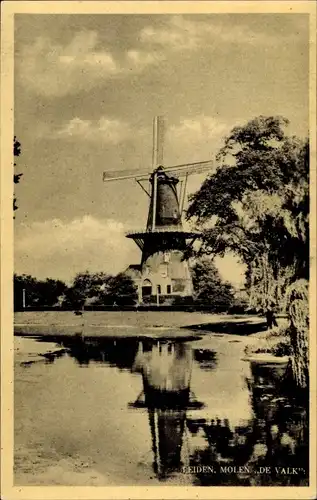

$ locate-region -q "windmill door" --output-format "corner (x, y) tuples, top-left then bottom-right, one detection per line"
(142, 279), (152, 299)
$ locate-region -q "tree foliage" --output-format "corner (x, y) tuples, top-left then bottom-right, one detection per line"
(14, 270), (138, 310)
(104, 272), (138, 305)
(186, 116), (309, 310)
(285, 279), (309, 389)
(14, 274), (67, 309)
(66, 271), (111, 306)
(191, 258), (236, 310)
(63, 271), (138, 308)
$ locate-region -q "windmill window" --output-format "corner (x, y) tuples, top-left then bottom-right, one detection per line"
(167, 285), (171, 294)
(163, 252), (170, 263)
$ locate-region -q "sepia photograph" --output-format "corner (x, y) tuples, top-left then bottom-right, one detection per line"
(1, 1), (316, 499)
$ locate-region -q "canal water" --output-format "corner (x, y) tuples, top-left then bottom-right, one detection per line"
(14, 332), (309, 486)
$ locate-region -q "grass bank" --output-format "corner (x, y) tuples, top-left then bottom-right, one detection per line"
(14, 311), (263, 337)
(245, 319), (291, 360)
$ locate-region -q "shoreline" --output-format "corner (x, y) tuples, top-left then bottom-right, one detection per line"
(14, 311), (266, 341)
(14, 311), (290, 366)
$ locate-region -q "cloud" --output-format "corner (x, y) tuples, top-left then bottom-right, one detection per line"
(56, 116), (132, 143)
(164, 115), (233, 200)
(17, 31), (162, 97)
(14, 216), (246, 288)
(15, 216), (139, 283)
(15, 216), (246, 287)
(140, 16), (277, 51)
(166, 115), (230, 166)
(51, 113), (229, 149)
(126, 49), (164, 69)
(168, 115), (229, 143)
(140, 20), (197, 51)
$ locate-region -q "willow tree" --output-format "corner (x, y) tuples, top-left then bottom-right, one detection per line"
(186, 116), (309, 312)
(187, 116), (309, 388)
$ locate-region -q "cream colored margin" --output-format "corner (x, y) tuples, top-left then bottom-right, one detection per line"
(1, 2), (316, 499)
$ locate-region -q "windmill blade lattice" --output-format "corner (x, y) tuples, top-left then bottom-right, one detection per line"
(103, 159), (215, 182)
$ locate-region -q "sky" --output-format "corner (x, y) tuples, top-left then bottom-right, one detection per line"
(14, 13), (309, 286)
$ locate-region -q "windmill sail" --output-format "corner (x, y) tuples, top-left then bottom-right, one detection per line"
(152, 116), (165, 168)
(102, 159), (215, 182)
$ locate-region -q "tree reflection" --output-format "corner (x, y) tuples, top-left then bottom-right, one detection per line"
(53, 334), (139, 369)
(186, 361), (309, 486)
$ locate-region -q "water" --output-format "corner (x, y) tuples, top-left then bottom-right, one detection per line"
(14, 332), (309, 486)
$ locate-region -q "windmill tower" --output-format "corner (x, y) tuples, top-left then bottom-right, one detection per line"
(103, 116), (214, 304)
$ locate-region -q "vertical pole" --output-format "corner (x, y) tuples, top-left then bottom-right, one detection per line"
(156, 285), (160, 307)
(152, 171), (157, 231)
(151, 116), (165, 233)
(138, 340), (143, 355)
(152, 116), (165, 168)
(178, 179), (183, 206)
(157, 116), (165, 167)
(152, 117), (158, 168)
(22, 288), (26, 309)
(151, 116), (159, 233)
(180, 173), (189, 214)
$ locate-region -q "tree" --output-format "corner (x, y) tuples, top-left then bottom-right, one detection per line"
(285, 279), (309, 389)
(62, 285), (86, 310)
(191, 258), (236, 310)
(73, 271), (111, 299)
(35, 279), (68, 306)
(186, 116), (309, 311)
(63, 270), (137, 308)
(14, 274), (67, 310)
(62, 271), (111, 308)
(105, 272), (138, 305)
(14, 274), (39, 310)
(14, 137), (23, 213)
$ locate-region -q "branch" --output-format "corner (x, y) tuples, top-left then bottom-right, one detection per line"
(14, 173), (23, 184)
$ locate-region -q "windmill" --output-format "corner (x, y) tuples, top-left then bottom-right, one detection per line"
(103, 116), (215, 304)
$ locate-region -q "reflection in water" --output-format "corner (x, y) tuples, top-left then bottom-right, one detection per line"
(17, 334), (309, 485)
(58, 334), (140, 370)
(187, 361), (309, 486)
(131, 341), (203, 480)
(245, 362), (309, 485)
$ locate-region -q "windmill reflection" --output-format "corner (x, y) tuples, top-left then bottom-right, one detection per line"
(131, 340), (203, 480)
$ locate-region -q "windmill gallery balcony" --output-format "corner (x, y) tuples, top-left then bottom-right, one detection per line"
(125, 227), (200, 252)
